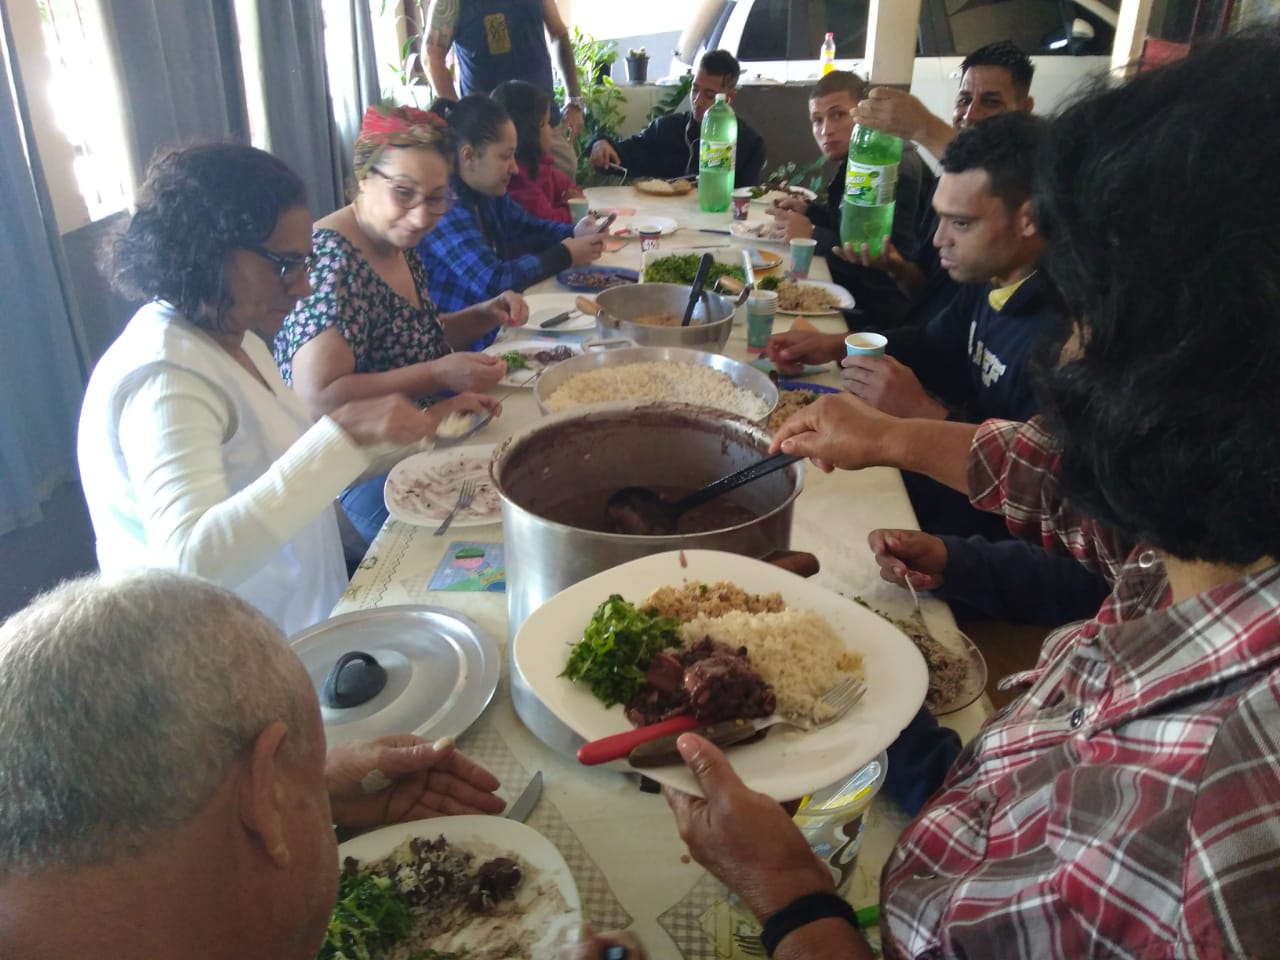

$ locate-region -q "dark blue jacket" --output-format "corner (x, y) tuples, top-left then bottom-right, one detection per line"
(598, 112), (767, 187)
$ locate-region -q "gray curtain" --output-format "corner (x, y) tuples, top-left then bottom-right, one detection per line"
(256, 0), (344, 216)
(0, 3), (93, 534)
(99, 0), (249, 181)
(322, 0), (381, 196)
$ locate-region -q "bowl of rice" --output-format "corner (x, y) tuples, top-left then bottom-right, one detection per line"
(533, 345), (777, 425)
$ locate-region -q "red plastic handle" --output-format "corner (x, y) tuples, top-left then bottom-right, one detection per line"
(576, 715), (702, 765)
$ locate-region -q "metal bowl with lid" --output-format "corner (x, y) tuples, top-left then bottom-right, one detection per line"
(532, 345), (778, 425)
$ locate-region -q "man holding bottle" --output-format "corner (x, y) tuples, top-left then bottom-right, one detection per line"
(587, 50), (767, 187)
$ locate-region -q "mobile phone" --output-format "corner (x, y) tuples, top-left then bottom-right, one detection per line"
(594, 212), (618, 234)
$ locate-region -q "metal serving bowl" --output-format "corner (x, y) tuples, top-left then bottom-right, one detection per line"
(591, 282), (747, 351)
(532, 345), (778, 425)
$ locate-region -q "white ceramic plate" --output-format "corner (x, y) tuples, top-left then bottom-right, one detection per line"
(771, 279), (855, 316)
(612, 216), (679, 237)
(751, 186), (817, 207)
(513, 550), (929, 800)
(510, 292), (596, 333)
(730, 221), (789, 246)
(383, 444), (501, 527)
(483, 339), (585, 387)
(338, 816), (581, 957)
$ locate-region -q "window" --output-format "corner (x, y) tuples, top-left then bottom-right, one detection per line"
(39, 0), (131, 219)
(737, 0), (870, 63)
(919, 0), (1121, 57)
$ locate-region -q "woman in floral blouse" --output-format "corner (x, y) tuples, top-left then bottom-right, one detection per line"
(274, 105), (523, 544)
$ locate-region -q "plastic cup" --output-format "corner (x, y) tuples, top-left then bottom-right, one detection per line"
(791, 752), (888, 898)
(745, 290), (778, 353)
(732, 188), (753, 221)
(567, 196), (591, 221)
(844, 332), (887, 357)
(789, 237), (818, 278)
(638, 226), (661, 252)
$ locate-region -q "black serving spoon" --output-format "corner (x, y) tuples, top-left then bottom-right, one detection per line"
(605, 451), (802, 536)
(681, 252), (715, 326)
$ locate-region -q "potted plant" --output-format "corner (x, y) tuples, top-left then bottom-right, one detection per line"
(626, 47), (649, 85)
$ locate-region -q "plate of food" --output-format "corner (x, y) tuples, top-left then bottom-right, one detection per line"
(730, 221), (789, 246)
(513, 549), (928, 800)
(633, 177), (694, 197)
(510, 292), (596, 333)
(758, 277), (855, 315)
(748, 247), (784, 270)
(556, 266), (639, 292)
(483, 339), (584, 387)
(767, 381), (841, 432)
(641, 251), (749, 286)
(858, 603), (989, 716)
(326, 815), (581, 960)
(383, 444), (502, 528)
(749, 183), (817, 207)
(612, 215), (679, 237)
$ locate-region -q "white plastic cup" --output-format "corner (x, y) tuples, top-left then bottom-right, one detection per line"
(638, 226), (661, 252)
(844, 332), (887, 357)
(732, 188), (753, 221)
(789, 237), (818, 278)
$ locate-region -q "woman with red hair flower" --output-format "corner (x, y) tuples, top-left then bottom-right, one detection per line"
(274, 104), (521, 545)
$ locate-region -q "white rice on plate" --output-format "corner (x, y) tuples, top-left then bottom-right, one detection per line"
(543, 361), (769, 420)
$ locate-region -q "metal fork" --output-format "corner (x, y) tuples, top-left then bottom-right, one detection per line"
(433, 478), (478, 537)
(755, 676), (867, 734)
(732, 931), (766, 956)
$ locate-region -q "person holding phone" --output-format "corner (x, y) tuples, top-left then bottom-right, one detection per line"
(417, 94), (606, 350)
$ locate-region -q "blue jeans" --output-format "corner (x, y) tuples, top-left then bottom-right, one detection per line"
(338, 474), (389, 547)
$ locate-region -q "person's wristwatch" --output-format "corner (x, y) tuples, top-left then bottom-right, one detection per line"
(564, 96), (586, 113)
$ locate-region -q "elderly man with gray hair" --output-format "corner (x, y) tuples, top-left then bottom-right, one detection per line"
(0, 570), (511, 958)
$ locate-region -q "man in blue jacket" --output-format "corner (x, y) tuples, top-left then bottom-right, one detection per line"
(587, 49), (766, 187)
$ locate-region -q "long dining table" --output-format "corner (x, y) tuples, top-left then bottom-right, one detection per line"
(332, 185), (991, 958)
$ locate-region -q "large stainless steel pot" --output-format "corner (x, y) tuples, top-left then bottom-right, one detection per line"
(491, 402), (804, 754)
(592, 282), (747, 351)
(532, 345), (778, 425)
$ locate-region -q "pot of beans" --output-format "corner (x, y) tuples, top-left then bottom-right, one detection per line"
(491, 403), (803, 754)
(589, 281), (746, 351)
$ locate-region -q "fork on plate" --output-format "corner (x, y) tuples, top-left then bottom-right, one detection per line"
(433, 478), (478, 537)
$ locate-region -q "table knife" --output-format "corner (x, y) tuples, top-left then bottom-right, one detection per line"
(576, 715), (703, 765)
(539, 310), (575, 329)
(504, 770), (542, 822)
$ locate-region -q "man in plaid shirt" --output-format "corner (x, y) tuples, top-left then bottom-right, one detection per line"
(665, 33), (1280, 960)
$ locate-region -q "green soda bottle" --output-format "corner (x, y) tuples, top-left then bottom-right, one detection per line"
(698, 93), (737, 213)
(840, 123), (903, 257)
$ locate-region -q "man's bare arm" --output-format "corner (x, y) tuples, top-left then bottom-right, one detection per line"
(423, 0), (460, 101)
(543, 0), (580, 99)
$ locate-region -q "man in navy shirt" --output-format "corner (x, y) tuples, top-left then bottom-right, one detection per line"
(423, 0), (584, 176)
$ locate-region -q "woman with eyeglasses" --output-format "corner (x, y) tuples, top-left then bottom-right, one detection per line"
(274, 105), (526, 544)
(416, 94), (606, 348)
(77, 143), (499, 636)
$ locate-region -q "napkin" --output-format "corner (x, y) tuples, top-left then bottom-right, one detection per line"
(429, 542), (505, 592)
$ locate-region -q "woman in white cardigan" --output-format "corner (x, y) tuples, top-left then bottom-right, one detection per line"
(78, 144), (500, 635)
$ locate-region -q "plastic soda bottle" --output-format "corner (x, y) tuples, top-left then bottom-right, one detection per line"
(821, 32), (837, 75)
(840, 123), (903, 257)
(698, 93), (737, 213)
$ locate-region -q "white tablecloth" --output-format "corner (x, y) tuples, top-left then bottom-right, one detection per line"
(334, 186), (989, 957)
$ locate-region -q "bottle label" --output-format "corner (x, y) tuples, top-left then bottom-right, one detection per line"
(701, 139), (736, 172)
(845, 160), (899, 206)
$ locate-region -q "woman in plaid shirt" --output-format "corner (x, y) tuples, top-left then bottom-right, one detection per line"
(667, 34), (1280, 960)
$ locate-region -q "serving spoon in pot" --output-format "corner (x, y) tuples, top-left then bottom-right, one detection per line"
(605, 451), (802, 536)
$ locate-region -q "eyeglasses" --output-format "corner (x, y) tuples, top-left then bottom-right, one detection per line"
(369, 167), (457, 213)
(245, 245), (312, 284)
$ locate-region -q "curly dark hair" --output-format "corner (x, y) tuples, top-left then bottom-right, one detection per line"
(1033, 32), (1280, 565)
(961, 41), (1035, 98)
(108, 143), (305, 331)
(940, 111), (1044, 210)
(491, 80), (551, 173)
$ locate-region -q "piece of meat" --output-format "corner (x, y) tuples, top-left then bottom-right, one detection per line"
(467, 857), (522, 911)
(684, 648), (775, 723)
(645, 651), (685, 694)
